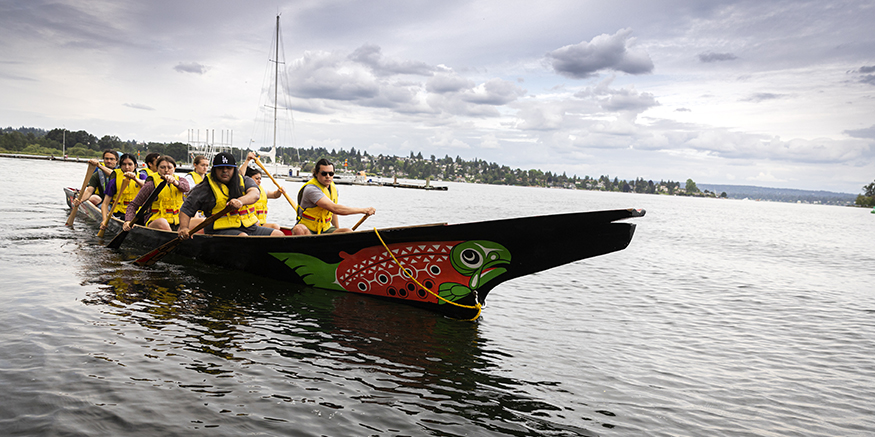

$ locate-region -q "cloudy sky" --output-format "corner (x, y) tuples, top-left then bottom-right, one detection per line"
(2, 0), (874, 193)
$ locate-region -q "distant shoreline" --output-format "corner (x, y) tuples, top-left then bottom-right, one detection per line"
(0, 152), (92, 162)
(2, 153), (858, 205)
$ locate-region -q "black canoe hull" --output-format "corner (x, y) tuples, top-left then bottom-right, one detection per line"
(65, 187), (643, 319)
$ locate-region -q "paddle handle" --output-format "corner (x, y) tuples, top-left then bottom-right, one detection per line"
(253, 156), (298, 211)
(106, 180), (167, 249)
(66, 162), (97, 226)
(352, 213), (371, 231)
(133, 204), (236, 267)
(188, 204), (237, 235)
(97, 177), (130, 238)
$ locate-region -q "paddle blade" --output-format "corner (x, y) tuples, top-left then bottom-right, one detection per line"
(106, 229), (129, 249)
(132, 237), (183, 266)
(66, 163), (97, 226)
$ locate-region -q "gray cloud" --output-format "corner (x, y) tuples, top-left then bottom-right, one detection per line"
(844, 124), (875, 139)
(676, 108), (692, 112)
(858, 66), (875, 73)
(459, 79), (526, 105)
(348, 44), (435, 77)
(426, 74), (474, 94)
(574, 77), (658, 113)
(860, 75), (875, 85)
(287, 46), (523, 118)
(598, 89), (658, 112)
(698, 52), (738, 63)
(742, 93), (786, 102)
(173, 62), (208, 74)
(0, 71), (36, 82)
(288, 50), (381, 101)
(546, 28), (654, 79)
(123, 103), (155, 111)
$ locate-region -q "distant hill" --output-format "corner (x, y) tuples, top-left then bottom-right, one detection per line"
(699, 184), (856, 205)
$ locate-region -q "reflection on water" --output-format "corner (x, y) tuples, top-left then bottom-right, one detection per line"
(76, 248), (602, 435)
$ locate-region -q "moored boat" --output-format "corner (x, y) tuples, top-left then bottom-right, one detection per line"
(65, 187), (644, 320)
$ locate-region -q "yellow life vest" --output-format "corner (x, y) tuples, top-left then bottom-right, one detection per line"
(253, 185), (268, 225)
(296, 177), (338, 234)
(141, 167), (158, 181)
(147, 173), (184, 225)
(111, 169), (141, 215)
(188, 171), (204, 185)
(206, 174), (259, 230)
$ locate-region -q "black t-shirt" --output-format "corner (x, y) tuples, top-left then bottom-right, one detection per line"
(180, 175), (258, 228)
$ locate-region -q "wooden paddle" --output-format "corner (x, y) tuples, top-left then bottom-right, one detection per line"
(132, 204), (236, 267)
(106, 180), (167, 249)
(65, 162), (98, 226)
(97, 177), (130, 238)
(253, 156), (298, 210)
(351, 213), (371, 231)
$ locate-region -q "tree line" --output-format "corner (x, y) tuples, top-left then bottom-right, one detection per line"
(275, 146), (719, 197)
(0, 126), (189, 163)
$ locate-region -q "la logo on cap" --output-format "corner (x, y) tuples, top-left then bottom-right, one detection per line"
(222, 156), (228, 163)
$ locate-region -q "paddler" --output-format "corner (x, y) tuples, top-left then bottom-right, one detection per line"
(244, 165), (284, 230)
(292, 158), (375, 236)
(99, 153), (143, 231)
(122, 155), (189, 232)
(177, 151), (284, 238)
(182, 154), (209, 195)
(72, 149), (118, 206)
(138, 152), (161, 182)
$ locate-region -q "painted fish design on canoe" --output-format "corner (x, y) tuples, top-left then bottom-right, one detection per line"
(270, 240), (510, 304)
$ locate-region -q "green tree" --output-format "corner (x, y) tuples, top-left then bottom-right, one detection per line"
(164, 142), (188, 162)
(856, 180), (875, 207)
(685, 178), (700, 194)
(97, 135), (125, 152)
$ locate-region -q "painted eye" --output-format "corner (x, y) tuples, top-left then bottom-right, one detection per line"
(428, 265), (441, 275)
(387, 287), (397, 296)
(377, 273), (389, 284)
(417, 289), (427, 299)
(459, 248), (483, 269)
(357, 282), (368, 291)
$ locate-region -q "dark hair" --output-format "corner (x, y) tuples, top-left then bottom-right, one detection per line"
(193, 155), (207, 166)
(312, 158), (334, 176)
(156, 155), (177, 168)
(144, 152), (161, 166)
(209, 166), (244, 198)
(118, 153), (137, 167)
(244, 166), (261, 178)
(102, 149), (117, 159)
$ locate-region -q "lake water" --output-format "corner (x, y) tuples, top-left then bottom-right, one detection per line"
(1, 156), (873, 436)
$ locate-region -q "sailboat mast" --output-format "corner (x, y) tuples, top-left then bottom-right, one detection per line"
(273, 15), (279, 158)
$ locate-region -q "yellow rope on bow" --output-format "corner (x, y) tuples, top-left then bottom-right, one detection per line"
(373, 227), (481, 321)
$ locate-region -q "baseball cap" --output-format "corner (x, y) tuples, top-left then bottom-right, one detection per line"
(212, 152), (236, 167)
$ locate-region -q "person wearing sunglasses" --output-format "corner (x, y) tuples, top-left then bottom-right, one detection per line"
(292, 158), (375, 235)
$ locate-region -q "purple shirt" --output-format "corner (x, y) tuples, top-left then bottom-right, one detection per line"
(124, 177), (190, 222)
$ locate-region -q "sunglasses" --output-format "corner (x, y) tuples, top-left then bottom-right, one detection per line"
(320, 171), (335, 176)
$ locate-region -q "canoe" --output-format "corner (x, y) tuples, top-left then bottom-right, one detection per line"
(64, 187), (644, 320)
